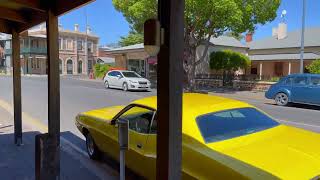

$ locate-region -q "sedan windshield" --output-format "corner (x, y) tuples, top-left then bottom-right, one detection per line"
(122, 71), (141, 78)
(196, 108), (279, 143)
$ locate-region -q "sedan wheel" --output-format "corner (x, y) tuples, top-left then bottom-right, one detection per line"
(123, 82), (128, 91)
(275, 93), (289, 106)
(85, 133), (100, 160)
(104, 81), (109, 89)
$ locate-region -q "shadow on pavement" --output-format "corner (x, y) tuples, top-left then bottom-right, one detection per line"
(0, 131), (111, 180)
(61, 131), (144, 180)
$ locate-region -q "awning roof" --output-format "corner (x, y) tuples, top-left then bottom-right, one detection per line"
(0, 0), (94, 34)
(249, 53), (320, 61)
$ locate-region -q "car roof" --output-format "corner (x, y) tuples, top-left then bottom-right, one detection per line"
(287, 73), (320, 77)
(131, 93), (253, 142)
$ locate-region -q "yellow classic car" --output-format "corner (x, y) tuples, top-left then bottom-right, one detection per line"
(75, 93), (320, 180)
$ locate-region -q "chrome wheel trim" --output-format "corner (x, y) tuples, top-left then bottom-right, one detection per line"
(275, 93), (288, 105)
(86, 134), (95, 156)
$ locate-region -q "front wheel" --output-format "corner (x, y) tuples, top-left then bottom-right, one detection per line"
(85, 133), (100, 160)
(275, 93), (289, 106)
(123, 82), (128, 91)
(104, 81), (109, 89)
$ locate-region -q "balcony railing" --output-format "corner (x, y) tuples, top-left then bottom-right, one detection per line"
(5, 47), (47, 55)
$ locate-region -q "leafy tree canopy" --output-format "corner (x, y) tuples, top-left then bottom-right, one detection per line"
(209, 50), (250, 71)
(307, 59), (320, 74)
(112, 0), (280, 39)
(119, 32), (144, 47)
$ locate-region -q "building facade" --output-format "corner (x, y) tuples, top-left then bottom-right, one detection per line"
(4, 24), (99, 75)
(104, 36), (248, 81)
(248, 25), (320, 79)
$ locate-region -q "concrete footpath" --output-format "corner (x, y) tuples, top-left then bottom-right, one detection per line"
(0, 107), (118, 180)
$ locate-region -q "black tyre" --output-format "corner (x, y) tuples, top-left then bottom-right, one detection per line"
(85, 133), (100, 160)
(275, 93), (289, 106)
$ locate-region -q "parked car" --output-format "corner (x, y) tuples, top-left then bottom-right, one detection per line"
(265, 74), (320, 106)
(103, 70), (151, 91)
(75, 93), (320, 179)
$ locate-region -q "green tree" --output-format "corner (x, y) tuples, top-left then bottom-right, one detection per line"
(224, 31), (244, 41)
(94, 64), (111, 79)
(119, 32), (144, 47)
(307, 59), (320, 74)
(210, 50), (250, 84)
(112, 0), (280, 90)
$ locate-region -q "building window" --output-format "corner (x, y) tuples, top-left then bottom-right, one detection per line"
(87, 41), (92, 53)
(67, 59), (73, 74)
(78, 61), (83, 74)
(77, 40), (83, 50)
(5, 41), (11, 49)
(63, 39), (66, 50)
(66, 39), (73, 50)
(31, 58), (35, 68)
(37, 59), (40, 69)
(59, 38), (63, 50)
(31, 39), (39, 48)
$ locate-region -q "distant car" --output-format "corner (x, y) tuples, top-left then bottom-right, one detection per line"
(75, 93), (320, 179)
(103, 70), (151, 91)
(265, 74), (320, 106)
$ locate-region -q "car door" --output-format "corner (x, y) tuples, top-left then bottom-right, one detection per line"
(114, 71), (125, 88)
(291, 76), (310, 103)
(116, 105), (156, 177)
(106, 71), (116, 87)
(308, 76), (320, 105)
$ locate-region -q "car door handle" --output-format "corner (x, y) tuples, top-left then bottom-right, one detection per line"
(137, 144), (142, 149)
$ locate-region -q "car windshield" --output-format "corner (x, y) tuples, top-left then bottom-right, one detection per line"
(122, 71), (141, 78)
(196, 108), (279, 143)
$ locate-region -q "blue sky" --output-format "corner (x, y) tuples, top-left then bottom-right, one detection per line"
(59, 0), (320, 45)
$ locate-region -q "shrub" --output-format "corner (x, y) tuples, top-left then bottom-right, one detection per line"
(94, 64), (111, 79)
(307, 59), (320, 74)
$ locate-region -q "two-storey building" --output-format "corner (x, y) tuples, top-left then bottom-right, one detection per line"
(3, 24), (99, 75)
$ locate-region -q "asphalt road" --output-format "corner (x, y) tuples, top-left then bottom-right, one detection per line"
(0, 75), (319, 148)
(0, 76), (156, 138)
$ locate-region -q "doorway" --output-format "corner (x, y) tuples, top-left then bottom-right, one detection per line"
(67, 59), (73, 74)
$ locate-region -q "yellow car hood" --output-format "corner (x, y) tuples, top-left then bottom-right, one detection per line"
(209, 125), (320, 179)
(81, 105), (125, 121)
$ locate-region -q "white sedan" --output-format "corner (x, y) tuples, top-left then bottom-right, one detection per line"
(103, 70), (151, 91)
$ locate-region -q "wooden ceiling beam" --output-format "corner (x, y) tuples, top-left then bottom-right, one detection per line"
(10, 0), (47, 12)
(0, 7), (28, 23)
(54, 0), (93, 16)
(0, 19), (13, 34)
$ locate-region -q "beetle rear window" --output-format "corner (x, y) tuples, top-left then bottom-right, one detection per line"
(196, 108), (279, 143)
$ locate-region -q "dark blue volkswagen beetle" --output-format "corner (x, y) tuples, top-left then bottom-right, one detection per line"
(265, 74), (320, 106)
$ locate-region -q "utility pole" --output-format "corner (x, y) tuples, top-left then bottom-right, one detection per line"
(300, 0), (306, 74)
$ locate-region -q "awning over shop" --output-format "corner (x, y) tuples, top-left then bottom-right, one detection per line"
(250, 53), (320, 61)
